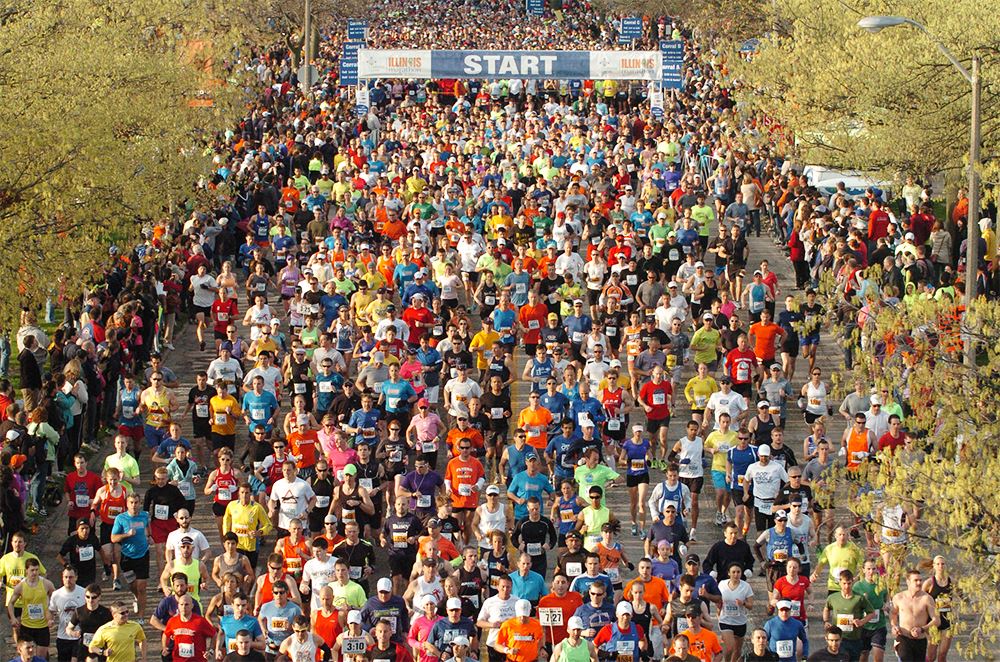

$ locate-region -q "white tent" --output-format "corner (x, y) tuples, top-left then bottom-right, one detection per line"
(802, 165), (893, 198)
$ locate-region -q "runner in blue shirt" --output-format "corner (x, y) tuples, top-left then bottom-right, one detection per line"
(217, 594), (263, 654)
(242, 376), (280, 435)
(109, 493), (152, 620)
(506, 457), (554, 520)
(545, 420), (581, 485)
(539, 382), (570, 428)
(379, 363), (417, 424)
(620, 427), (652, 536)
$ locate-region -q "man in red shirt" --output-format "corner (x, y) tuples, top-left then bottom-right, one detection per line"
(868, 199), (890, 242)
(517, 291), (549, 355)
(162, 594), (216, 662)
(877, 414), (907, 454)
(401, 294), (435, 347)
(64, 454), (103, 536)
(638, 366), (673, 438)
(748, 309), (785, 387)
(725, 333), (758, 400)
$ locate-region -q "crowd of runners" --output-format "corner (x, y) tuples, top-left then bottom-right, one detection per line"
(0, 1), (986, 662)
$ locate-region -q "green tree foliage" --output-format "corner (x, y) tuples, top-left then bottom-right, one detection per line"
(730, 0), (999, 186)
(0, 0), (251, 326)
(836, 292), (1000, 657)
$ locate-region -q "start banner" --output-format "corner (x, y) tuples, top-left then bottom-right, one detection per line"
(356, 49), (662, 81)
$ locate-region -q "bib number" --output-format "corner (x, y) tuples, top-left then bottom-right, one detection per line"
(178, 643), (195, 658)
(154, 504), (170, 520)
(195, 404), (209, 417)
(776, 640), (794, 658)
(78, 545), (95, 561)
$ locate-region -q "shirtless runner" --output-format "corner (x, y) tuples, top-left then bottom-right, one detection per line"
(890, 568), (939, 662)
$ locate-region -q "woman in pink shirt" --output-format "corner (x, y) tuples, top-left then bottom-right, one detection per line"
(406, 398), (445, 465)
(407, 593), (443, 662)
(325, 427), (358, 482)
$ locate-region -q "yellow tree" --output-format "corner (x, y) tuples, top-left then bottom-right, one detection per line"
(0, 0), (256, 325)
(729, 0), (999, 189)
(834, 293), (1000, 657)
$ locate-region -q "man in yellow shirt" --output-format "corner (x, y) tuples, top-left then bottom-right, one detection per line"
(222, 484), (273, 570)
(0, 532), (46, 611)
(469, 327), (501, 378)
(209, 381), (242, 453)
(703, 412), (738, 526)
(89, 601), (147, 662)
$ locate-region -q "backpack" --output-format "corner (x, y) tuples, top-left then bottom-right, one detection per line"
(20, 428), (48, 476)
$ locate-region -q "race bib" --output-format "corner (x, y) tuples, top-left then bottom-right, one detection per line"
(214, 413), (228, 426)
(490, 407), (504, 419)
(773, 549), (788, 562)
(606, 327), (617, 336)
(565, 562), (582, 577)
(154, 504), (170, 520)
(251, 408), (266, 420)
(791, 600), (801, 617)
(195, 404), (209, 418)
(458, 483), (473, 497)
(417, 494), (432, 508)
(178, 643), (195, 658)
(528, 320), (540, 330)
(539, 607), (563, 626)
(572, 332), (584, 343)
(607, 420), (621, 431)
(560, 509), (575, 523)
(836, 614), (854, 632)
(392, 532), (408, 548)
(319, 381), (334, 393)
(27, 603), (44, 620)
(723, 602), (739, 615)
(776, 640), (794, 658)
(349, 566), (362, 580)
(433, 325), (444, 335)
(387, 397), (400, 409)
(315, 496), (330, 508)
(695, 395), (707, 408)
(122, 406), (135, 419)
(389, 450), (403, 463)
(270, 617), (289, 631)
(652, 392), (666, 406)
(341, 508), (356, 521)
(630, 459), (646, 472)
(606, 567), (620, 583)
(180, 481), (195, 499)
(527, 542), (542, 556)
(218, 488), (232, 501)
(75, 493), (90, 508)
(78, 545), (95, 562)
(359, 478), (373, 490)
(83, 633), (95, 646)
(342, 638), (367, 655)
(294, 383), (307, 394)
(484, 296), (496, 306)
(217, 312), (229, 322)
(233, 524), (250, 537)
(422, 441), (436, 453)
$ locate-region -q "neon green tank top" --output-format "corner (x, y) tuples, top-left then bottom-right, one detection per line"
(174, 558), (202, 604)
(558, 638), (593, 662)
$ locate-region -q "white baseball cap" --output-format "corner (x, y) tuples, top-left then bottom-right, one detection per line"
(347, 610), (362, 624)
(616, 602), (634, 616)
(377, 578), (392, 593)
(446, 597), (463, 611)
(515, 599), (532, 617)
(567, 616), (585, 630)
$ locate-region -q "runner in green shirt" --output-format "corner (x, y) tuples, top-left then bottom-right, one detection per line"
(573, 449), (620, 505)
(823, 570), (876, 661)
(854, 559), (889, 660)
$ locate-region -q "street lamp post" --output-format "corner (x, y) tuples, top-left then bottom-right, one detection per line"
(858, 16), (982, 348)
